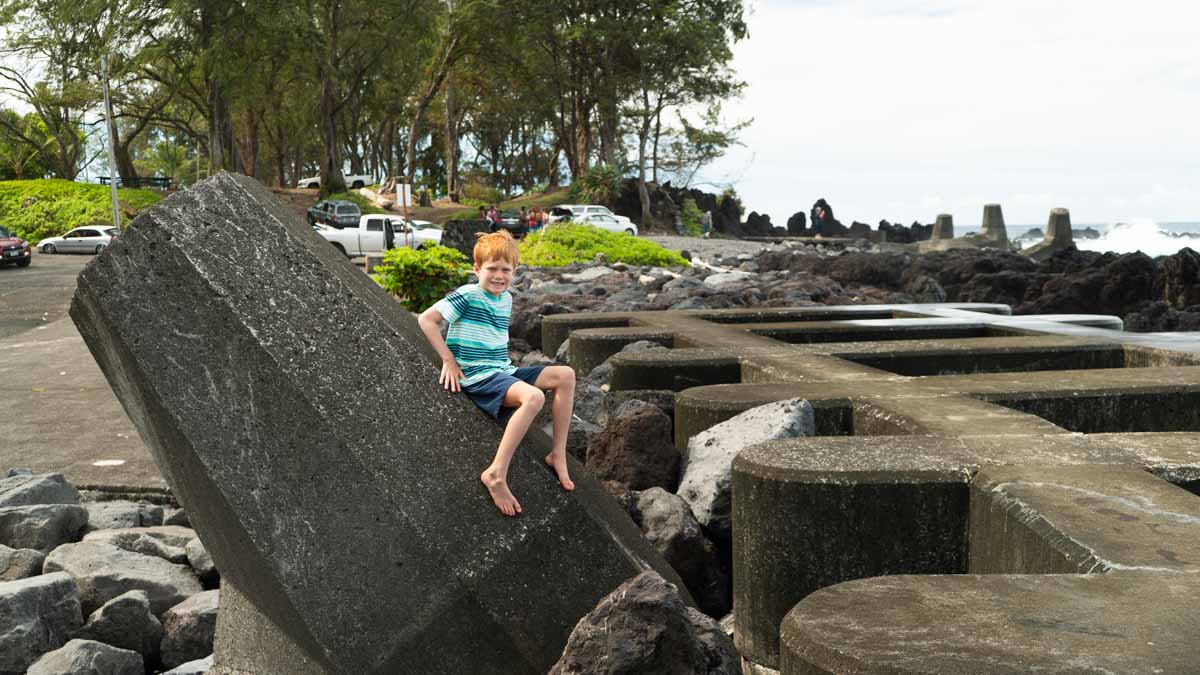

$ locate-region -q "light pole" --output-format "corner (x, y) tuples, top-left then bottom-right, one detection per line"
(100, 54), (121, 230)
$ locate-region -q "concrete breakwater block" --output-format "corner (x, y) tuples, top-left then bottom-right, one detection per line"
(1023, 207), (1075, 261)
(69, 172), (686, 674)
(780, 573), (1200, 674)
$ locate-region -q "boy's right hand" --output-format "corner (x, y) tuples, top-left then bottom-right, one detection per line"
(440, 359), (465, 392)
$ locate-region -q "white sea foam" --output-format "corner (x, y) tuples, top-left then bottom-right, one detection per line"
(1076, 220), (1200, 257)
(1007, 219), (1200, 257)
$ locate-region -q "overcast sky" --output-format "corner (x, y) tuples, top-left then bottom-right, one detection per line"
(702, 0), (1200, 226)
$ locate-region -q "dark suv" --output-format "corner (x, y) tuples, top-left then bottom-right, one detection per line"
(307, 200), (361, 229)
(0, 226), (31, 268)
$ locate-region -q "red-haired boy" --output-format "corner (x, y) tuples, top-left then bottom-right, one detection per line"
(418, 231), (576, 516)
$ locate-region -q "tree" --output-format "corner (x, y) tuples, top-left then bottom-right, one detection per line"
(623, 0), (747, 225)
(0, 109), (51, 179)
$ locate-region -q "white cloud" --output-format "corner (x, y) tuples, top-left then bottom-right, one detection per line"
(702, 0), (1200, 225)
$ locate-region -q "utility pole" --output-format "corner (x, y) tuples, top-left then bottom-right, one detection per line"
(100, 54), (121, 230)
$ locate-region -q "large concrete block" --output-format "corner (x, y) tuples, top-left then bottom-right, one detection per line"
(69, 172), (685, 674)
(780, 574), (1200, 674)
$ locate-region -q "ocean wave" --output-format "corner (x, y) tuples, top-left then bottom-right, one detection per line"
(1011, 219), (1200, 257)
(1074, 220), (1199, 257)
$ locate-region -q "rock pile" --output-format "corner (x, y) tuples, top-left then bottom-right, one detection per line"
(0, 470), (218, 674)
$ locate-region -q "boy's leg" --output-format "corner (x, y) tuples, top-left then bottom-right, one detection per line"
(534, 365), (576, 491)
(481, 380), (545, 516)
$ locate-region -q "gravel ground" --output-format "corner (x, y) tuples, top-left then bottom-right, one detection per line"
(644, 235), (786, 261)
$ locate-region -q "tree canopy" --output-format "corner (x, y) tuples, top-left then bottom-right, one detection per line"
(0, 0), (748, 212)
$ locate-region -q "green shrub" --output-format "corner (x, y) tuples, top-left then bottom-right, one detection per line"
(461, 180), (506, 206)
(374, 244), (471, 312)
(520, 223), (688, 268)
(567, 164), (621, 205)
(325, 191), (386, 215)
(0, 179), (162, 243)
(680, 198), (704, 237)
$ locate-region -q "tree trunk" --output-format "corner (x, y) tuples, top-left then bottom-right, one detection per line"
(237, 109), (261, 180)
(405, 34), (459, 187)
(651, 107), (663, 184)
(318, 0), (347, 195)
(637, 92), (652, 227)
(443, 73), (459, 202)
(547, 139), (561, 189)
(572, 93), (591, 177)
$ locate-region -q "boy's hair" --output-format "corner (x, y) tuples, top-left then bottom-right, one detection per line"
(473, 230), (519, 266)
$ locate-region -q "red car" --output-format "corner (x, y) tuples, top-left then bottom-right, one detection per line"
(0, 226), (31, 268)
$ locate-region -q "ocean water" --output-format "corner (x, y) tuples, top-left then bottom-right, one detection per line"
(953, 220), (1200, 257)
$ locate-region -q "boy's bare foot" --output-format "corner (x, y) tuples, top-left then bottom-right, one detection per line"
(481, 469), (522, 516)
(545, 452), (575, 491)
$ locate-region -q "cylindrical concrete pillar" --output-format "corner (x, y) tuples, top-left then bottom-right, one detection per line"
(981, 204), (1008, 246)
(932, 214), (954, 240)
(1046, 208), (1073, 246)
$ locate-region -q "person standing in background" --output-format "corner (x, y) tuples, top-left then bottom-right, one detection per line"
(810, 198), (839, 239)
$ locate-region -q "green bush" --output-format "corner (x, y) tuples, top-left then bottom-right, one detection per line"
(567, 164), (621, 205)
(324, 191), (386, 215)
(680, 198), (704, 237)
(460, 180), (506, 206)
(374, 244), (471, 312)
(520, 223), (689, 268)
(0, 179), (162, 243)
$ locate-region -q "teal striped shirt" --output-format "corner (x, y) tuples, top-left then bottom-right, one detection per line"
(433, 284), (516, 386)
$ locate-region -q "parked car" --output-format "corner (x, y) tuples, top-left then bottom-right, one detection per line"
(296, 174), (372, 189)
(490, 209), (528, 237)
(552, 204), (635, 231)
(575, 213), (638, 236)
(37, 226), (120, 255)
(307, 200), (362, 229)
(0, 226), (31, 267)
(316, 215), (442, 257)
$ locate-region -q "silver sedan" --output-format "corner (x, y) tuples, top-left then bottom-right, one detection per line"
(38, 226), (120, 254)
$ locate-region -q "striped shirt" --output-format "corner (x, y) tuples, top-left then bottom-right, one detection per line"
(433, 284), (516, 386)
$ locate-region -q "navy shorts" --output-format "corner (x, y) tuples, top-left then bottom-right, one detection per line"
(462, 366), (546, 420)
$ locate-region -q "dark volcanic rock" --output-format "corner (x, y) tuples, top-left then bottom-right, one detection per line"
(743, 212), (774, 238)
(847, 221), (872, 239)
(635, 488), (730, 618)
(549, 571), (739, 675)
(786, 211), (806, 235)
(69, 172), (687, 674)
(1156, 248), (1200, 309)
(1018, 251), (1156, 317)
(829, 254), (910, 289)
(587, 400), (680, 491)
(440, 219), (492, 257)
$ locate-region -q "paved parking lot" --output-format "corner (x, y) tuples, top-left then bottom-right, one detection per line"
(0, 252), (167, 493)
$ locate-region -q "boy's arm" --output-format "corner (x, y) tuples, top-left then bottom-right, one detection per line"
(418, 306), (466, 392)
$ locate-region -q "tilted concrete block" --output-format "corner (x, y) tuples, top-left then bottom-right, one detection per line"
(69, 172), (685, 674)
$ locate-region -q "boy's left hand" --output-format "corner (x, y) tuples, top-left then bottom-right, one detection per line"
(440, 360), (464, 392)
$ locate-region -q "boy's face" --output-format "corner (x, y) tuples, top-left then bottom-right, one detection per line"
(475, 257), (515, 295)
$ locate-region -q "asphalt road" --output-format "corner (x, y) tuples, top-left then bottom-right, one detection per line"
(0, 251), (85, 340)
(0, 251), (168, 494)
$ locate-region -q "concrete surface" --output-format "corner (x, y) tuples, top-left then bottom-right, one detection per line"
(0, 253), (164, 493)
(781, 573), (1200, 674)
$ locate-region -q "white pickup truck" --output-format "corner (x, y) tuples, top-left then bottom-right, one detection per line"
(297, 174), (372, 189)
(316, 215), (442, 257)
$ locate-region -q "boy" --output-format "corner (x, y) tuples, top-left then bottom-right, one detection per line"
(418, 231), (576, 516)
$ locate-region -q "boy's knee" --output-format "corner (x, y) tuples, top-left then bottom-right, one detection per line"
(560, 366), (576, 388)
(523, 387), (546, 409)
